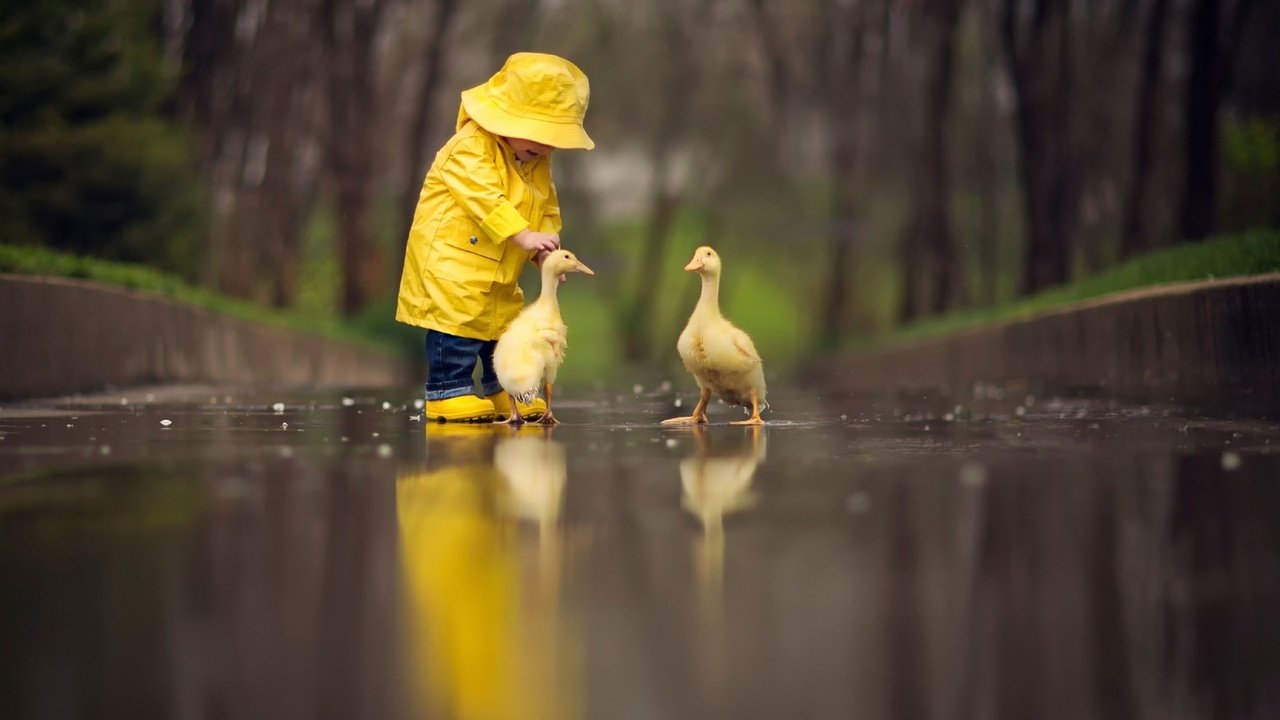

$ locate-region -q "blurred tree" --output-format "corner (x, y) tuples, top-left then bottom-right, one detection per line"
(818, 0), (871, 350)
(899, 0), (965, 322)
(170, 0), (323, 306)
(321, 0), (389, 316)
(1121, 0), (1172, 258)
(1001, 0), (1078, 294)
(0, 0), (203, 278)
(617, 0), (715, 364)
(1179, 0), (1258, 241)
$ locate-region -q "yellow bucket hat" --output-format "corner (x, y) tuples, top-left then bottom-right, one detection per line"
(459, 52), (594, 151)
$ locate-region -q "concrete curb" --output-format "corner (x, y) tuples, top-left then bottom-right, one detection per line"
(0, 274), (414, 401)
(808, 273), (1280, 413)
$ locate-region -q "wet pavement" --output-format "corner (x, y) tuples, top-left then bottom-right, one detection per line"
(2, 385), (1279, 720)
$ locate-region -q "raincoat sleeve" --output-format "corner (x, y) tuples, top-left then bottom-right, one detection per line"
(437, 136), (530, 243)
(540, 176), (562, 234)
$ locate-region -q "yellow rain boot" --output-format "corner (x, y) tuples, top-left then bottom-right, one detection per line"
(487, 391), (547, 421)
(426, 394), (497, 423)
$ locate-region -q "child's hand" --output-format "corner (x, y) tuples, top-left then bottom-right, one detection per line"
(511, 229), (560, 253)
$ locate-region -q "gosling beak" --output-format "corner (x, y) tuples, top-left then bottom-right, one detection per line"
(574, 261), (595, 276)
(684, 259), (704, 272)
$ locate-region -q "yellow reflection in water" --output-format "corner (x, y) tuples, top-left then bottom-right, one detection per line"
(679, 426), (766, 708)
(397, 425), (579, 720)
(681, 426), (766, 615)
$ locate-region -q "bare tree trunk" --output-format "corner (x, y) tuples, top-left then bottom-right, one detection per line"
(975, 0), (1001, 306)
(1002, 0), (1076, 295)
(173, 0), (253, 294)
(618, 1), (710, 364)
(1178, 0), (1257, 242)
(1121, 0), (1171, 258)
(901, 0), (964, 323)
(321, 0), (388, 317)
(260, 0), (322, 308)
(817, 4), (868, 350)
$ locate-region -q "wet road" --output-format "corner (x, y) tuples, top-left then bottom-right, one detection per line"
(2, 385), (1279, 720)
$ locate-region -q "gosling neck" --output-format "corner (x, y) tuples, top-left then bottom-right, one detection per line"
(694, 269), (721, 316)
(538, 262), (562, 308)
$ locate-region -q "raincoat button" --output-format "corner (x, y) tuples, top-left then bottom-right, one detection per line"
(469, 236), (478, 245)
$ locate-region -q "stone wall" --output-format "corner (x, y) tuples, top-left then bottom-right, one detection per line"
(0, 274), (414, 400)
(808, 274), (1280, 415)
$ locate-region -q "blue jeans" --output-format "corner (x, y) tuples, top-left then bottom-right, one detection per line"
(424, 330), (502, 400)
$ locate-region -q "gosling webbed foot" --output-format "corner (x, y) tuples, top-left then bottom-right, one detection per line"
(661, 414), (709, 425)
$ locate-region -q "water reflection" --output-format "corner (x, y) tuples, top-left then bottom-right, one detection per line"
(680, 427), (764, 619)
(396, 425), (579, 720)
(678, 426), (765, 712)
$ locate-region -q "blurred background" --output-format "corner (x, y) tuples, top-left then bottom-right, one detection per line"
(2, 0), (1277, 382)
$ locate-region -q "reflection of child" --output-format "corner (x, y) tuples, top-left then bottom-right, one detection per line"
(396, 53), (593, 422)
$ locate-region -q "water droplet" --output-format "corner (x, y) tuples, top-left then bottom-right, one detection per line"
(1015, 406), (1026, 417)
(845, 492), (871, 514)
(944, 413), (954, 422)
(281, 422), (289, 430)
(160, 419), (172, 427)
(381, 401), (391, 410)
(272, 402), (286, 413)
(377, 444), (393, 458)
(960, 462), (988, 487)
(632, 383), (643, 395)
(145, 393), (156, 402)
(674, 398), (683, 408)
(341, 397), (355, 407)
(840, 414), (848, 421)
(1221, 451), (1242, 471)
(99, 445), (111, 455)
(409, 414), (422, 422)
(413, 399), (425, 410)
(665, 438), (678, 449)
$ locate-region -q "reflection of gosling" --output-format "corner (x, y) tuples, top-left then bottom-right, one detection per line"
(494, 436), (568, 525)
(494, 249), (594, 425)
(680, 427), (765, 530)
(681, 427), (766, 613)
(494, 435), (568, 605)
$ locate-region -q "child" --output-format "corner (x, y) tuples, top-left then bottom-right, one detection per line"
(396, 53), (594, 422)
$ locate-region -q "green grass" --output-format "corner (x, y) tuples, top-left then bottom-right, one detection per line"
(0, 243), (408, 356)
(868, 230), (1280, 349)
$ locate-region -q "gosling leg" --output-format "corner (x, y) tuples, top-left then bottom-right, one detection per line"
(496, 398), (526, 426)
(539, 383), (559, 425)
(662, 387), (711, 425)
(730, 388), (764, 426)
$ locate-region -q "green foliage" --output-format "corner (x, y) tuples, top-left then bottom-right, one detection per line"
(0, 0), (204, 279)
(870, 230), (1280, 348)
(1224, 117), (1280, 176)
(1223, 116), (1280, 230)
(0, 243), (408, 357)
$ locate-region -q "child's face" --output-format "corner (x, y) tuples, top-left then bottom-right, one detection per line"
(506, 137), (554, 163)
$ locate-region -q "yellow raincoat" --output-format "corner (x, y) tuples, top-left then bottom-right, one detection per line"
(396, 53), (592, 341)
